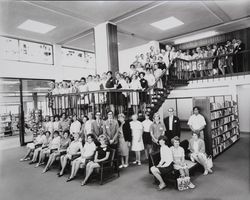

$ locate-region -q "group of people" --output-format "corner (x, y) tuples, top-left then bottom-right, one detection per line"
(48, 70), (157, 115)
(129, 39), (244, 81)
(20, 105), (213, 190)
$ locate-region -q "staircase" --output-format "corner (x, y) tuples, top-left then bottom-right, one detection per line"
(145, 76), (188, 118)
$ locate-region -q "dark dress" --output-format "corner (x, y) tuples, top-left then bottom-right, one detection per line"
(96, 146), (112, 166)
(139, 78), (148, 103)
(105, 77), (116, 104)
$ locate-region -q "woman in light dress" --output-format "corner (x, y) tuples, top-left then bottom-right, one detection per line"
(130, 114), (144, 166)
(129, 74), (142, 114)
(153, 63), (163, 88)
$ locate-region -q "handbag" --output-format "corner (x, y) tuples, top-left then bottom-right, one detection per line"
(177, 176), (190, 191)
(206, 155), (213, 169)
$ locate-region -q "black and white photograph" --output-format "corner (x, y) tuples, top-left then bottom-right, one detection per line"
(0, 0), (249, 199)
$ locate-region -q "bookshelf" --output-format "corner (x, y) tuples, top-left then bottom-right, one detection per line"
(193, 95), (240, 158)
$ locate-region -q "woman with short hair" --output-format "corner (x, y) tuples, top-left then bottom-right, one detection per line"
(189, 132), (212, 175)
(81, 135), (111, 186)
(130, 114), (144, 166)
(20, 129), (45, 161)
(171, 136), (195, 189)
(42, 130), (71, 173)
(118, 113), (132, 168)
(35, 131), (61, 167)
(150, 136), (173, 190)
(29, 131), (51, 164)
(66, 134), (96, 182)
(58, 132), (82, 177)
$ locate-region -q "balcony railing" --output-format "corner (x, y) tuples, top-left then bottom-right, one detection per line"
(172, 50), (250, 80)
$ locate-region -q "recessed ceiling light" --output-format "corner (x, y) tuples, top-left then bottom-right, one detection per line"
(151, 16), (184, 31)
(174, 31), (219, 44)
(17, 19), (56, 34)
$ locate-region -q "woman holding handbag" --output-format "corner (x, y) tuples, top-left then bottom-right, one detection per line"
(171, 136), (195, 189)
(189, 132), (213, 175)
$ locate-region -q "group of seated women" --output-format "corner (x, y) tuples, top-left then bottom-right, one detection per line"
(150, 131), (213, 191)
(20, 129), (112, 186)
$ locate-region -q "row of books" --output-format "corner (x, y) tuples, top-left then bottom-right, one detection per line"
(212, 129), (239, 147)
(211, 124), (235, 138)
(210, 100), (233, 111)
(211, 115), (235, 129)
(211, 108), (232, 120)
(212, 134), (239, 156)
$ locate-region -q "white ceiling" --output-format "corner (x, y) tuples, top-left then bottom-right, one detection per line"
(0, 0), (250, 52)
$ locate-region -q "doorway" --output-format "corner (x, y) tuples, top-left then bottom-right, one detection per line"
(0, 78), (53, 146)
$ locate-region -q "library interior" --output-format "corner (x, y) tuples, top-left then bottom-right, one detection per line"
(0, 1), (249, 200)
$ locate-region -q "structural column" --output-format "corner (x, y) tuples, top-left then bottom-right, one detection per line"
(94, 22), (119, 75)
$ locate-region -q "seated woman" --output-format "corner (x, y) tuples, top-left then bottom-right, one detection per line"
(42, 130), (71, 173)
(81, 134), (111, 186)
(150, 136), (173, 191)
(170, 136), (195, 189)
(189, 132), (213, 175)
(66, 134), (96, 182)
(20, 129), (45, 161)
(29, 131), (51, 164)
(58, 133), (82, 177)
(35, 131), (61, 167)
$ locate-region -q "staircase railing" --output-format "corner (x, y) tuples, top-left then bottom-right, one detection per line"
(47, 68), (189, 119)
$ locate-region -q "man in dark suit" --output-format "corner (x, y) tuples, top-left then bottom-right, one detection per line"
(163, 108), (181, 146)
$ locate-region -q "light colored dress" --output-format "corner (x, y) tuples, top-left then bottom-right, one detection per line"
(118, 123), (129, 156)
(129, 79), (142, 106)
(130, 121), (144, 151)
(171, 146), (188, 170)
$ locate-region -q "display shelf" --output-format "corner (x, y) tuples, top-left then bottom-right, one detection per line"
(193, 95), (240, 158)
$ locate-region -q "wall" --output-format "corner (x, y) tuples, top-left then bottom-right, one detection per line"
(237, 84), (250, 133)
(118, 41), (159, 73)
(159, 75), (250, 132)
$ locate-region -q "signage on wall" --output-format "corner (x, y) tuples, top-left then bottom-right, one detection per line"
(62, 47), (95, 68)
(0, 37), (19, 61)
(19, 40), (53, 65)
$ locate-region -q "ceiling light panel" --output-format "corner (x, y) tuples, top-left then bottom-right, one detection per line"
(151, 16), (184, 31)
(17, 19), (56, 34)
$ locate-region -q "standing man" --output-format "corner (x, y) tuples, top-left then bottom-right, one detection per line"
(91, 112), (104, 139)
(163, 108), (181, 146)
(103, 111), (119, 149)
(187, 106), (206, 140)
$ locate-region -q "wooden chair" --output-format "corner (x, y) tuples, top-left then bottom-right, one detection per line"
(92, 148), (120, 185)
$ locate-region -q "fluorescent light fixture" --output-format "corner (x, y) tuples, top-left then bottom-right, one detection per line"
(0, 80), (20, 85)
(174, 31), (219, 44)
(17, 19), (56, 34)
(151, 16), (184, 31)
